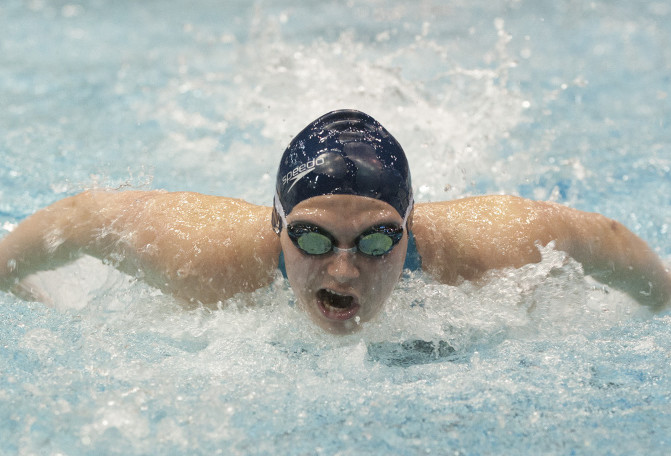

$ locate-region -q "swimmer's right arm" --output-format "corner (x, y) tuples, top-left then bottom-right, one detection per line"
(0, 190), (281, 305)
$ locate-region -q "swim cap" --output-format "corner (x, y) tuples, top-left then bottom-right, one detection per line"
(273, 109), (413, 232)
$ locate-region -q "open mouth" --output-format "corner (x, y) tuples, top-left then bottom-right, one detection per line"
(316, 289), (360, 321)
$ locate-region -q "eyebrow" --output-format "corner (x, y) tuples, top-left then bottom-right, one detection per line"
(287, 220), (402, 231)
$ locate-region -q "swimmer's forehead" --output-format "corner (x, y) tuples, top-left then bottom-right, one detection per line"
(287, 195), (402, 226)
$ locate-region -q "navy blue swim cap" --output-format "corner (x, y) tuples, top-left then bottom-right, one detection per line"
(273, 109), (413, 231)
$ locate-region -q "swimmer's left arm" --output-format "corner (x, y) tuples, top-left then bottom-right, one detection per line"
(411, 195), (671, 309)
(551, 203), (671, 309)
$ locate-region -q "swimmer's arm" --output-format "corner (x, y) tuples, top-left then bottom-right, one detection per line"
(0, 190), (281, 305)
(412, 196), (671, 308)
(0, 194), (93, 292)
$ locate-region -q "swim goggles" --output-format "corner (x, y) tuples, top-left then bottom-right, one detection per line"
(287, 223), (403, 257)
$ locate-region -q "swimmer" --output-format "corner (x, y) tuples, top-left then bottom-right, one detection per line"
(0, 109), (669, 333)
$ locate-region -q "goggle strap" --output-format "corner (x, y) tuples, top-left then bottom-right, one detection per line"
(273, 192), (288, 234)
(402, 197), (413, 230)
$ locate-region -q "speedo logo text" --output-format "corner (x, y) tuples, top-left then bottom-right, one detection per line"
(282, 156), (325, 191)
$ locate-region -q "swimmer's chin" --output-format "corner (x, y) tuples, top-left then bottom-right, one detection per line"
(314, 317), (363, 335)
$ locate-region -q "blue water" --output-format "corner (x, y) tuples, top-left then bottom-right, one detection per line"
(1, 0), (670, 454)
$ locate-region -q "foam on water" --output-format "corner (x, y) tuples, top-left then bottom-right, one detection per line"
(2, 245), (663, 454)
(1, 0), (670, 454)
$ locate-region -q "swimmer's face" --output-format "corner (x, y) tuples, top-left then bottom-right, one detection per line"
(280, 195), (408, 334)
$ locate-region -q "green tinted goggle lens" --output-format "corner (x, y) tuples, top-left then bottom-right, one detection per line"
(357, 232), (394, 256)
(287, 224), (403, 257)
(296, 232), (332, 255)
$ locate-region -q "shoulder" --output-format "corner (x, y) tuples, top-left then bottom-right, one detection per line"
(413, 194), (561, 217)
(85, 189), (280, 273)
(412, 195), (568, 233)
(409, 196), (570, 283)
(125, 191), (279, 253)
(99, 190), (281, 302)
(85, 190), (273, 225)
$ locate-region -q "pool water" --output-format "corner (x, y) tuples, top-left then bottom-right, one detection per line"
(1, 0), (670, 454)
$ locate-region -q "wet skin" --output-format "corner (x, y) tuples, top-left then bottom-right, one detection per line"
(279, 195), (408, 334)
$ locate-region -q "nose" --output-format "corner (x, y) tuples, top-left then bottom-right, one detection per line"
(326, 250), (360, 282)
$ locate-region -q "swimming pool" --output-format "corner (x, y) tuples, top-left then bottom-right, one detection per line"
(1, 0), (670, 454)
